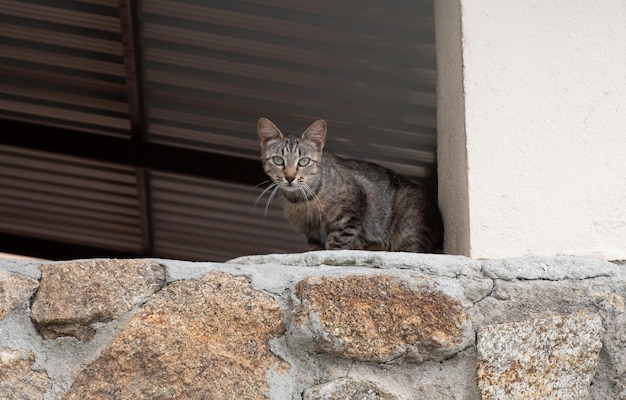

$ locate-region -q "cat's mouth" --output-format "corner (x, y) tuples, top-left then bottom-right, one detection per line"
(279, 180), (312, 202)
(280, 181), (300, 190)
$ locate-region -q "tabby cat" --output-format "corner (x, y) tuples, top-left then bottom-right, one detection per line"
(256, 118), (443, 252)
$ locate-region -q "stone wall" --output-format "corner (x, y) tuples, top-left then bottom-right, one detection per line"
(0, 252), (624, 400)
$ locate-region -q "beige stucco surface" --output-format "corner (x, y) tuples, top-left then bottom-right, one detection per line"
(437, 0), (626, 259)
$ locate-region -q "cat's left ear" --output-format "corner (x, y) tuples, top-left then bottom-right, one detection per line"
(257, 117), (284, 148)
(301, 120), (327, 151)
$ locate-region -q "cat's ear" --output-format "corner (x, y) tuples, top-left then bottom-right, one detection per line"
(257, 118), (284, 148)
(301, 120), (327, 151)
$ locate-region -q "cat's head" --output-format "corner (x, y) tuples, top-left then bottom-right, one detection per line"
(257, 118), (326, 194)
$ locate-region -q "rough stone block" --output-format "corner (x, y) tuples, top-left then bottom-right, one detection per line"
(63, 271), (289, 400)
(0, 268), (38, 321)
(477, 312), (604, 400)
(294, 274), (472, 363)
(304, 378), (398, 400)
(0, 348), (51, 399)
(31, 259), (166, 341)
(592, 292), (626, 400)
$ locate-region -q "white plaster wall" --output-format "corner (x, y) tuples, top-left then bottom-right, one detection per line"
(439, 0), (626, 259)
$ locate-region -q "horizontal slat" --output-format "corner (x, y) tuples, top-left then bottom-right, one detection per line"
(0, 175), (138, 209)
(242, 0), (435, 33)
(152, 241), (249, 262)
(0, 44), (125, 76)
(0, 206), (142, 253)
(0, 195), (139, 229)
(0, 99), (129, 130)
(152, 219), (296, 250)
(152, 205), (293, 242)
(0, 83), (128, 114)
(0, 113), (130, 138)
(1, 0), (120, 32)
(0, 219), (141, 253)
(0, 22), (122, 55)
(0, 64), (126, 95)
(0, 145), (136, 180)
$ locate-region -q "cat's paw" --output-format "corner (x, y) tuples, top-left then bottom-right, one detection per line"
(325, 232), (358, 250)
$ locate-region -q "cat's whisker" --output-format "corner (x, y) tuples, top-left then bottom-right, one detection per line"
(252, 182), (277, 216)
(300, 184), (313, 202)
(264, 184), (280, 218)
(302, 187), (317, 223)
(302, 183), (324, 222)
(298, 186), (310, 216)
(249, 180), (272, 192)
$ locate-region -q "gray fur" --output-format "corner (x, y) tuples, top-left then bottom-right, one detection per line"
(257, 118), (443, 252)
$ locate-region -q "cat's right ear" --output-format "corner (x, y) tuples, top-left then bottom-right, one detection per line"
(257, 118), (284, 148)
(301, 119), (327, 151)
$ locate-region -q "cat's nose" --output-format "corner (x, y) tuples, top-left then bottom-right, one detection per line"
(285, 176), (295, 183)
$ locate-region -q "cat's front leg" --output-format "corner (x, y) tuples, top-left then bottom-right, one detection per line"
(325, 216), (362, 250)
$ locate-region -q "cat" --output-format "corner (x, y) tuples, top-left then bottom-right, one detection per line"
(256, 117), (444, 253)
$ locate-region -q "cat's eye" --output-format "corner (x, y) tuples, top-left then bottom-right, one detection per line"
(272, 156), (284, 166)
(298, 157), (310, 167)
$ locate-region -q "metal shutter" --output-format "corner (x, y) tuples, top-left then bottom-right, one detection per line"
(0, 0), (437, 262)
(0, 145), (142, 252)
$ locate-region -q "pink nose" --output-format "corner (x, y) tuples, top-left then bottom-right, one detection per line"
(286, 176), (295, 183)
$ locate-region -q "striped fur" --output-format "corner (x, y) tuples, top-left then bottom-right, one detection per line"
(257, 118), (443, 253)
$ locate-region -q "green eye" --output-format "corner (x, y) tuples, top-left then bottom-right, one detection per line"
(272, 156), (284, 166)
(298, 157), (310, 167)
